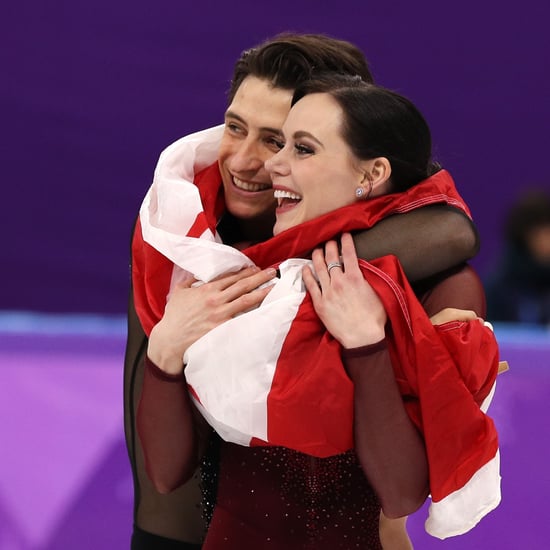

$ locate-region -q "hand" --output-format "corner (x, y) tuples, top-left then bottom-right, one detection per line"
(148, 266), (277, 374)
(429, 307), (481, 326)
(302, 233), (386, 349)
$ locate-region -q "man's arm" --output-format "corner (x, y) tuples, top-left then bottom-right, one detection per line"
(353, 205), (479, 282)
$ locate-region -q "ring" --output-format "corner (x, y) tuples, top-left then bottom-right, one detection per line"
(327, 261), (343, 275)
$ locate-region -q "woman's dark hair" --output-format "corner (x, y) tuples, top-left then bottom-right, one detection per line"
(292, 73), (440, 192)
(228, 33), (373, 104)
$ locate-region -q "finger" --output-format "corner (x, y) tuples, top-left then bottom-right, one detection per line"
(302, 264), (322, 302)
(211, 266), (261, 289)
(224, 282), (275, 317)
(324, 239), (341, 264)
(320, 240), (344, 283)
(339, 233), (360, 275)
(311, 247), (331, 287)
(221, 267), (277, 303)
(430, 307), (480, 325)
(174, 277), (199, 290)
(324, 240), (344, 278)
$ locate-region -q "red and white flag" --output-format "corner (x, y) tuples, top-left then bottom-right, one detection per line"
(132, 127), (501, 539)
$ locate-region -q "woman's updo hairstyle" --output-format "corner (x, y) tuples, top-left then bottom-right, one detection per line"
(292, 73), (440, 192)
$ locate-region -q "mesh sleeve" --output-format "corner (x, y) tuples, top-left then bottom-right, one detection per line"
(344, 343), (429, 518)
(124, 220), (206, 544)
(353, 205), (479, 282)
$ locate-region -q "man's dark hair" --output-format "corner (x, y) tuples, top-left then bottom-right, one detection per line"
(228, 32), (373, 104)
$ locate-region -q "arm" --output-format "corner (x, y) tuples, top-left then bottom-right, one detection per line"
(137, 357), (204, 493)
(137, 265), (277, 492)
(302, 234), (429, 518)
(343, 343), (429, 518)
(353, 205), (479, 282)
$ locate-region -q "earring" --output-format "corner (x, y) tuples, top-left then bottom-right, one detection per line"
(355, 178), (373, 199)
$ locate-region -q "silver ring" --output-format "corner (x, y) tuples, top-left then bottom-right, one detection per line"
(327, 261), (343, 275)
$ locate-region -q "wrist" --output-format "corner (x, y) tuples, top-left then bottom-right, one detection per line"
(147, 340), (184, 375)
(149, 352), (185, 376)
(148, 326), (186, 376)
(144, 355), (185, 381)
(339, 327), (386, 349)
(342, 337), (387, 358)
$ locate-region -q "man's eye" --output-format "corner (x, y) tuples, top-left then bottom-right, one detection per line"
(273, 138), (285, 150)
(226, 122), (243, 134)
(266, 137), (285, 151)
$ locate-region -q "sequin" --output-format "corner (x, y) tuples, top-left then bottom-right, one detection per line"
(199, 435), (383, 549)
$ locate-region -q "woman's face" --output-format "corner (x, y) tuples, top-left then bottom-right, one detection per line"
(266, 93), (363, 236)
(218, 76), (292, 223)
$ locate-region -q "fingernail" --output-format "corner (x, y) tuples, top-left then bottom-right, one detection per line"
(265, 267), (277, 277)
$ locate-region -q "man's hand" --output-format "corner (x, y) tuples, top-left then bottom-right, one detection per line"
(148, 266), (276, 374)
(429, 307), (481, 326)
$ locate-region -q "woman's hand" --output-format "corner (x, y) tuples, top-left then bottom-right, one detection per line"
(148, 266), (277, 374)
(302, 233), (386, 349)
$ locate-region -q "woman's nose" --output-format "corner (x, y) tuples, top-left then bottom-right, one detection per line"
(265, 148), (288, 176)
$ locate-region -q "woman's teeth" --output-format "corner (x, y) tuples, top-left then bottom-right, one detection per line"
(274, 189), (302, 207)
(233, 177), (271, 192)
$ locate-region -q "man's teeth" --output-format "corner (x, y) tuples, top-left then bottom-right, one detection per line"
(233, 177), (271, 192)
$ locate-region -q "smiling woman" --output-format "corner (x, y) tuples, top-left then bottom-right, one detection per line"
(266, 75), (436, 235)
(268, 91), (371, 235)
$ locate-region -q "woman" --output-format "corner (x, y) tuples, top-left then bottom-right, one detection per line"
(126, 33), (480, 549)
(137, 75), (500, 548)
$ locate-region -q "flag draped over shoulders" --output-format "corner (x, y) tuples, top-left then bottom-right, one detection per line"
(132, 126), (501, 539)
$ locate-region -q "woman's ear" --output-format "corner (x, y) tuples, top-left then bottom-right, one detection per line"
(363, 157), (391, 197)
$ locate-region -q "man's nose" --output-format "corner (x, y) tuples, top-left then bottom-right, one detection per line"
(229, 139), (266, 172)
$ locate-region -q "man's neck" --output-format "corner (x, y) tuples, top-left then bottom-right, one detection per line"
(217, 210), (275, 248)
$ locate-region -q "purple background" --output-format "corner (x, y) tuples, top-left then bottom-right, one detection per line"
(3, 0), (549, 315)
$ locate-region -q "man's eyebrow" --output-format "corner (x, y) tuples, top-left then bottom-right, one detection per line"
(225, 110), (283, 136)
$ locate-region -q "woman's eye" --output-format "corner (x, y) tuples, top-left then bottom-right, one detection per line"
(295, 143), (313, 155)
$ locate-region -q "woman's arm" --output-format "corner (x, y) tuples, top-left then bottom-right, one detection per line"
(343, 343), (429, 518)
(353, 205), (479, 282)
(302, 233), (429, 517)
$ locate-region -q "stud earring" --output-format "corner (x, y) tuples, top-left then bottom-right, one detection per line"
(355, 186), (365, 198)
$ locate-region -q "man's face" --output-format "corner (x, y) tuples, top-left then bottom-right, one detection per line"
(218, 76), (293, 221)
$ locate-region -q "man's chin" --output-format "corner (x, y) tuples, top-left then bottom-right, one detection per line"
(226, 200), (275, 221)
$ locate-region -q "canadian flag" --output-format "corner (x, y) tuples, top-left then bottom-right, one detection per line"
(132, 126), (501, 539)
